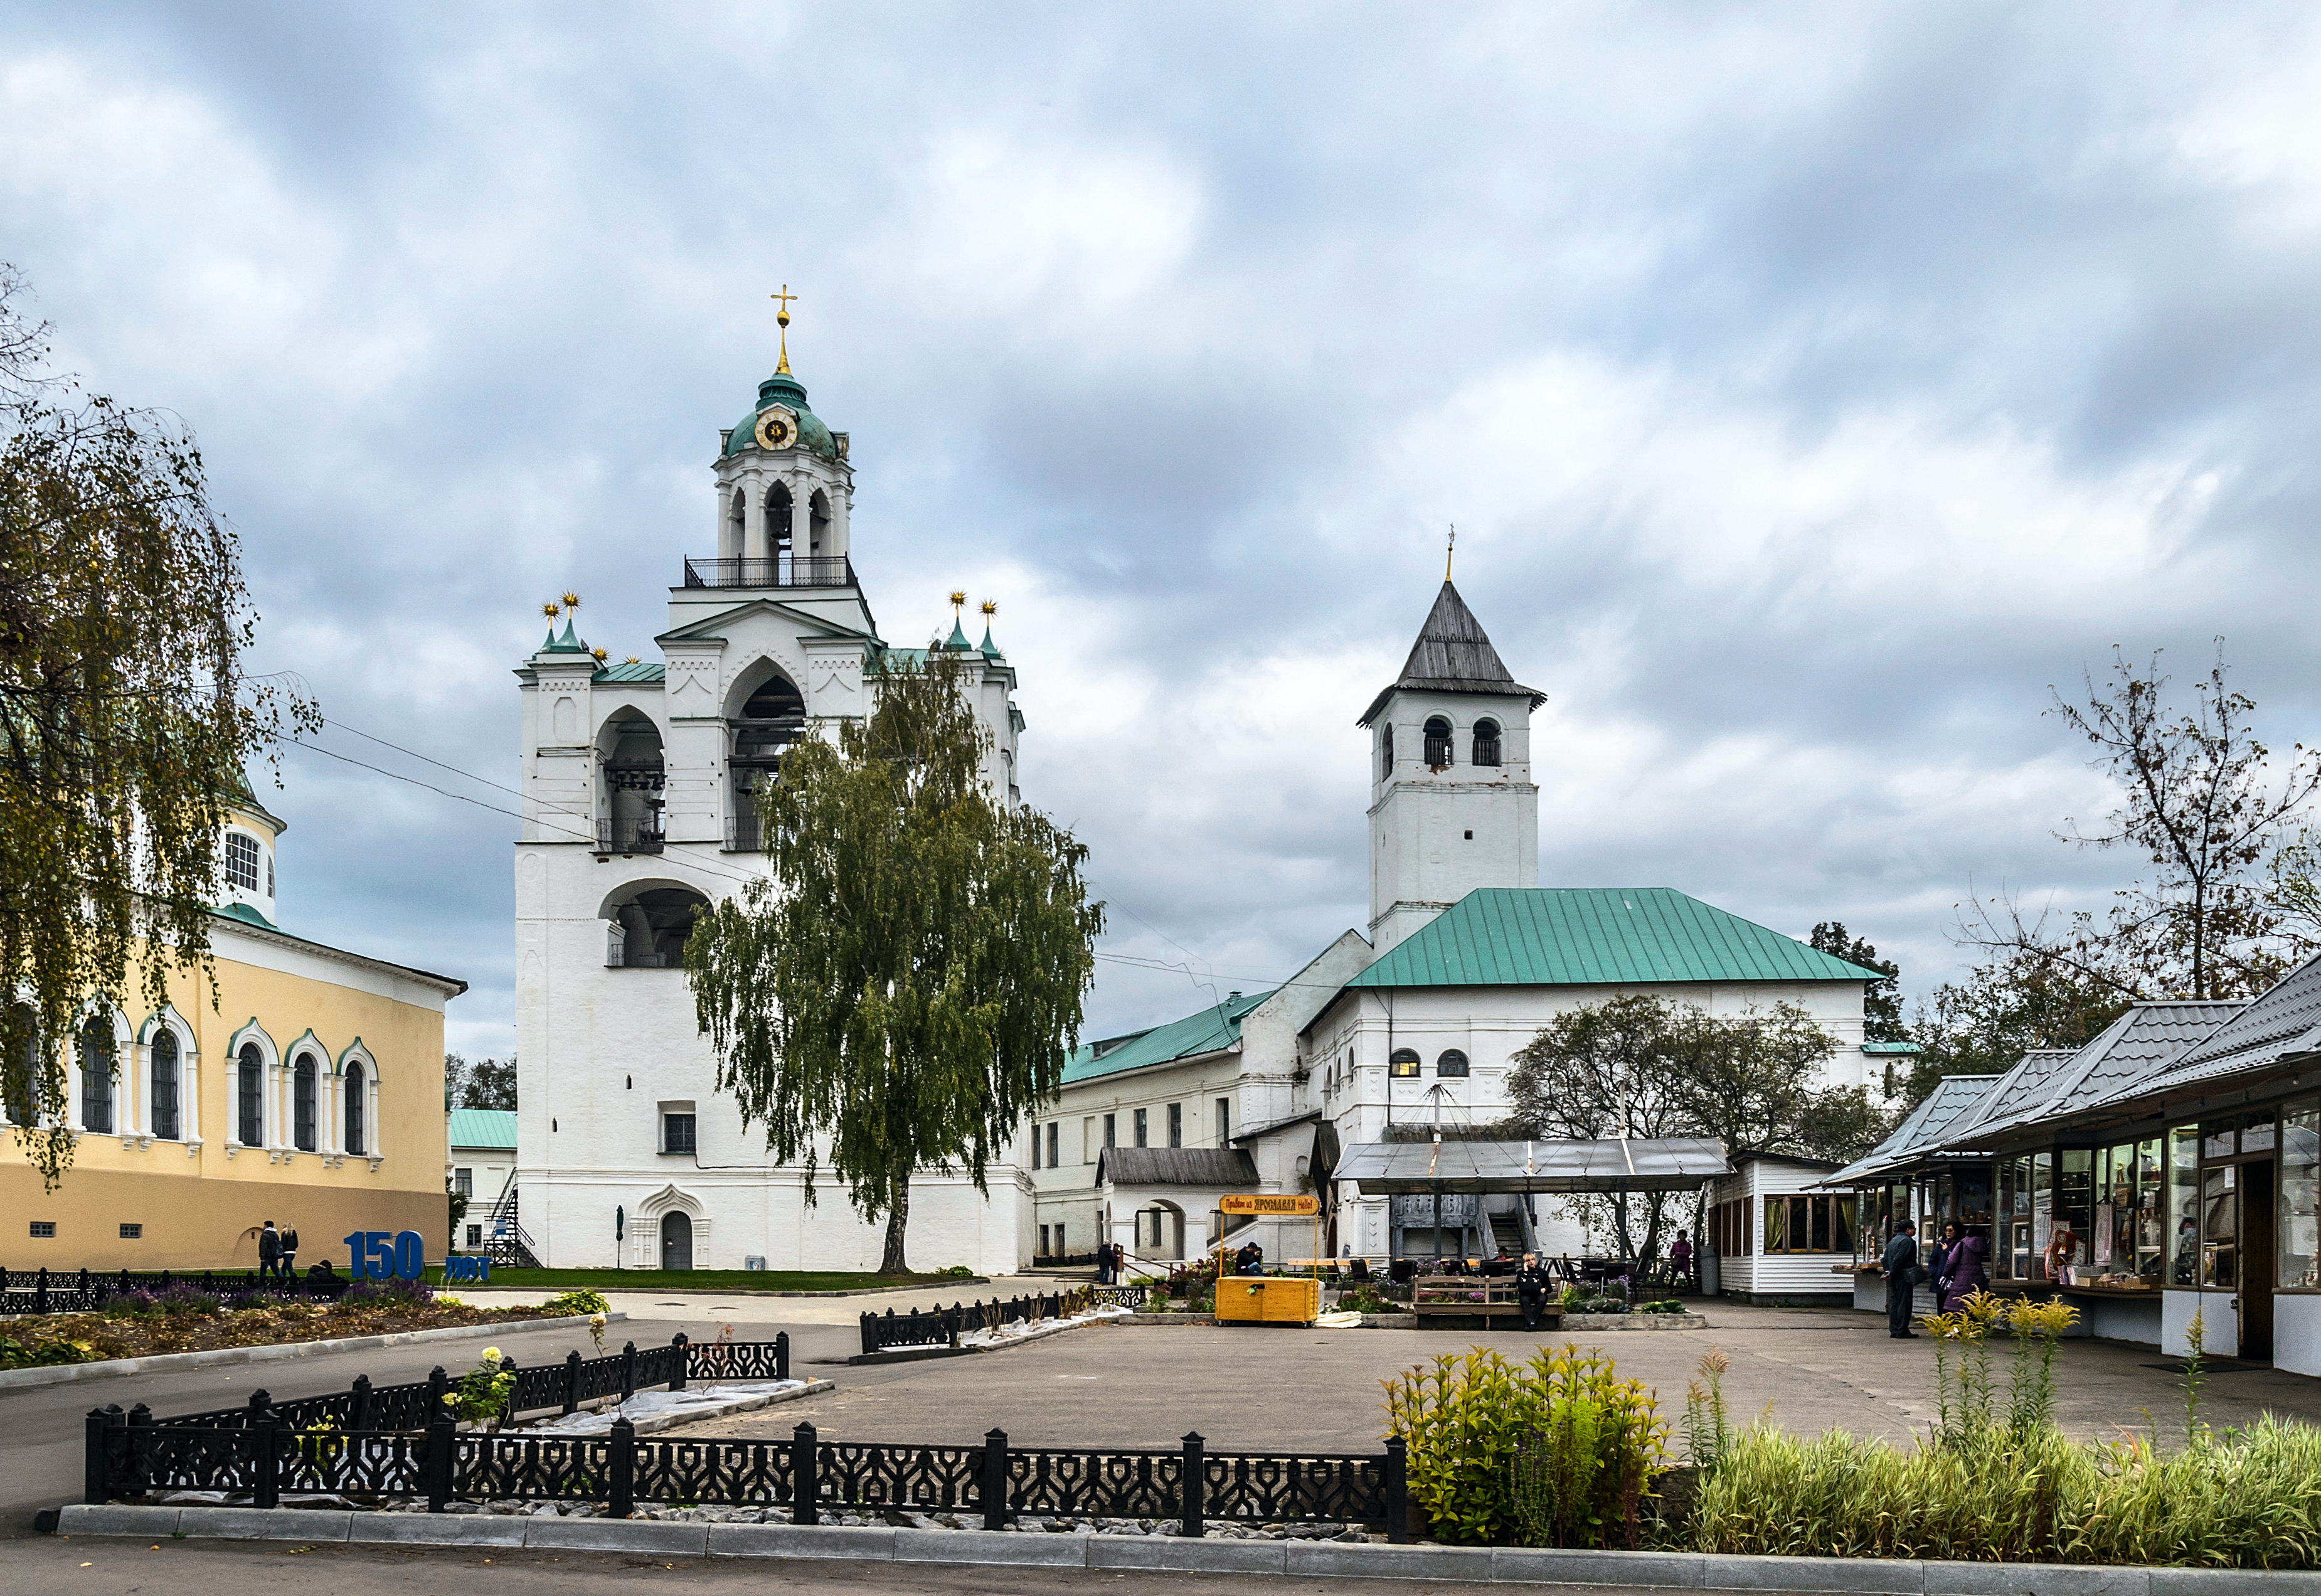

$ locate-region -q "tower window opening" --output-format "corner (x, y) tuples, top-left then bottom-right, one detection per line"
(1389, 1048), (1421, 1079)
(766, 481), (794, 561)
(1423, 717), (1453, 769)
(1379, 724), (1393, 782)
(1473, 719), (1501, 767)
(224, 832), (260, 893)
(1437, 1049), (1470, 1078)
(809, 488), (832, 558)
(610, 886), (711, 969)
(728, 672), (806, 851)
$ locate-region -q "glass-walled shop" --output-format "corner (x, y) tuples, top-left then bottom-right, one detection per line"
(1846, 1100), (2321, 1368)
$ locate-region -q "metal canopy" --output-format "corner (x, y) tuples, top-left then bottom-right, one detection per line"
(1334, 1137), (1729, 1194)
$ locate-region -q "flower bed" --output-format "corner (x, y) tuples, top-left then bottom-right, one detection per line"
(0, 1281), (604, 1370)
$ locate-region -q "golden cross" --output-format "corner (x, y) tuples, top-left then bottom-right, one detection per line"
(1445, 524), (1456, 582)
(770, 284), (799, 374)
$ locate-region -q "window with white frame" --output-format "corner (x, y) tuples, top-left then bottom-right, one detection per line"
(225, 832), (261, 893)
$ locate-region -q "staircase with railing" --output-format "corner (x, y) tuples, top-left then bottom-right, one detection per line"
(483, 1188), (543, 1269)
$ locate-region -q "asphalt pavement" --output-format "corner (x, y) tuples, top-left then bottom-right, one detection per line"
(22, 1532), (1460, 1596)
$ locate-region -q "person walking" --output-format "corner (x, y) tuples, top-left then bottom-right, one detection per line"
(1881, 1219), (1921, 1338)
(1929, 1222), (1962, 1311)
(1516, 1252), (1555, 1331)
(257, 1220), (281, 1282)
(278, 1223), (299, 1283)
(1669, 1228), (1695, 1289)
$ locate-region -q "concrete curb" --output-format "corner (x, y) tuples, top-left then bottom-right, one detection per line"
(849, 1311), (1122, 1365)
(51, 1506), (2321, 1588)
(0, 1312), (621, 1393)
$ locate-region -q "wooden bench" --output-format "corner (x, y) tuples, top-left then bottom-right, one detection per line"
(1410, 1274), (1560, 1329)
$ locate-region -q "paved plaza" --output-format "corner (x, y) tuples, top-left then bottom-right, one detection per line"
(14, 1285), (2321, 1545)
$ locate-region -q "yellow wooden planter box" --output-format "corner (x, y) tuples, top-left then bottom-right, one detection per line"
(1216, 1275), (1320, 1326)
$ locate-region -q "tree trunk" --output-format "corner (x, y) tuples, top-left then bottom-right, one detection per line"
(879, 1180), (911, 1276)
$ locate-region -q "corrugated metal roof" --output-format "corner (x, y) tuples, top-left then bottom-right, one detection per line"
(1357, 582), (1546, 726)
(1822, 1074), (2001, 1185)
(1094, 1147), (1260, 1188)
(1347, 888), (1887, 989)
(2105, 955), (2321, 1104)
(1938, 1048), (2081, 1147)
(593, 661), (666, 683)
(448, 1108), (517, 1151)
(1336, 1137), (1730, 1193)
(1061, 989), (1273, 1087)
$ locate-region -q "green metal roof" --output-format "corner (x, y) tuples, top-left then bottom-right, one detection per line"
(1062, 988), (1275, 1086)
(448, 1107), (518, 1151)
(1346, 888), (1889, 989)
(594, 660), (666, 683)
(722, 371), (839, 461)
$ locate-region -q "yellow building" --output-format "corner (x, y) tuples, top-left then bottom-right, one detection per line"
(3, 795), (465, 1270)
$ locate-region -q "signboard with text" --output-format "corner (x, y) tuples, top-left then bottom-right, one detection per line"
(1219, 1193), (1319, 1216)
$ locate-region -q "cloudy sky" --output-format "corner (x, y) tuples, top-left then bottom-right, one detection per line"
(6, 4), (2319, 1056)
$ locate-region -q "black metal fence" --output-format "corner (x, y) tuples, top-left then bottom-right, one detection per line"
(682, 556), (856, 590)
(84, 1406), (1406, 1540)
(146, 1333), (787, 1435)
(858, 1289), (1102, 1356)
(3, 1267), (352, 1316)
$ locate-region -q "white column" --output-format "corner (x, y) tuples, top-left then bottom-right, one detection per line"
(182, 1041), (201, 1149)
(125, 1036), (147, 1142)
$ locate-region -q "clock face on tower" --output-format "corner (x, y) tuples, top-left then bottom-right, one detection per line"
(753, 406), (798, 450)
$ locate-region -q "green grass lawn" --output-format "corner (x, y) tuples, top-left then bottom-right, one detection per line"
(425, 1266), (979, 1294)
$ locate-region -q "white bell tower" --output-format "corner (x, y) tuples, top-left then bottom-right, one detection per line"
(1357, 579), (1543, 954)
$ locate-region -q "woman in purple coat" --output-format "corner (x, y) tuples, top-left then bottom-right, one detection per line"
(1943, 1228), (1989, 1309)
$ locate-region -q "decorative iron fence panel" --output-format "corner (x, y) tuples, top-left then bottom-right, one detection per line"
(87, 1413), (1408, 1540)
(286, 1429), (429, 1501)
(690, 1338), (788, 1382)
(3, 1266), (352, 1316)
(1203, 1453), (1384, 1523)
(1007, 1449), (1181, 1519)
(817, 1440), (986, 1513)
(457, 1434), (610, 1504)
(637, 1437), (793, 1509)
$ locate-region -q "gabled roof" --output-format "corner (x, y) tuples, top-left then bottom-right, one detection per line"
(1346, 888), (1888, 989)
(1935, 1048), (2081, 1149)
(1357, 582), (1546, 726)
(1823, 1073), (2001, 1185)
(1061, 989), (1274, 1087)
(2106, 955), (2321, 1105)
(449, 1108), (518, 1151)
(1094, 1146), (1260, 1188)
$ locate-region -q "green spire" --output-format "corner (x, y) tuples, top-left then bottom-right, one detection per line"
(979, 620), (998, 658)
(946, 616), (973, 651)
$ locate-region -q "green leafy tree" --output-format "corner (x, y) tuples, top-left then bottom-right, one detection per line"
(1506, 996), (1876, 1263)
(1904, 957), (2130, 1103)
(1809, 922), (1904, 1041)
(1, 264), (310, 1186)
(445, 1051), (517, 1110)
(686, 649), (1103, 1274)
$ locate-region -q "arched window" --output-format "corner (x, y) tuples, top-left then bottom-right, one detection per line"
(608, 885), (713, 969)
(150, 1029), (180, 1141)
(236, 1041), (264, 1146)
(1436, 1049), (1470, 1078)
(808, 488), (832, 560)
(765, 481), (793, 560)
(1472, 720), (1501, 768)
(1423, 716), (1453, 769)
(224, 831), (261, 893)
(344, 1061), (366, 1156)
(1389, 1048), (1421, 1079)
(728, 672), (805, 848)
(294, 1053), (318, 1152)
(79, 1018), (114, 1134)
(3, 1004), (36, 1125)
(726, 488), (746, 561)
(1379, 724), (1394, 782)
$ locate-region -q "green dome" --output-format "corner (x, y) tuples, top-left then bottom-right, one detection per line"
(725, 370), (839, 460)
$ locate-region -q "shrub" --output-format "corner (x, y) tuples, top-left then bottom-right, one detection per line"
(443, 1346), (516, 1428)
(1634, 1300), (1685, 1315)
(1336, 1284), (1396, 1315)
(1383, 1346), (1667, 1546)
(544, 1287), (612, 1317)
(0, 1334), (97, 1370)
(1569, 1295), (1627, 1315)
(933, 1265), (975, 1279)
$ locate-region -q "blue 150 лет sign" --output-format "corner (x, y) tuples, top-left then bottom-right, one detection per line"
(345, 1229), (426, 1281)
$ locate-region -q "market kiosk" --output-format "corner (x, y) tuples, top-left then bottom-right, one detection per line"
(1214, 1193), (1322, 1326)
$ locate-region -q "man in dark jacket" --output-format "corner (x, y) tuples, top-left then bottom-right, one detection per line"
(1516, 1252), (1556, 1331)
(1882, 1220), (1920, 1338)
(257, 1220), (280, 1281)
